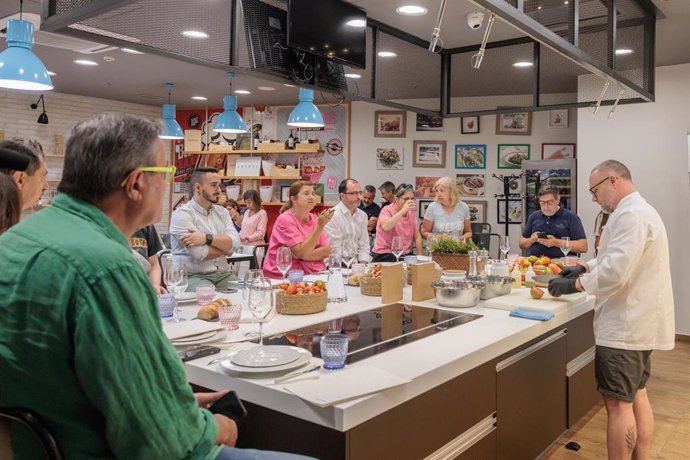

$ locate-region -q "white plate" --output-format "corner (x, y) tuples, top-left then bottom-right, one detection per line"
(231, 345), (302, 368)
(170, 330), (218, 343)
(220, 347), (312, 374)
(172, 330), (226, 346)
(175, 292), (197, 302)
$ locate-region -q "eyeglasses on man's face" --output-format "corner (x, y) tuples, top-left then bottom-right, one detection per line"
(589, 176), (610, 197)
(120, 165), (177, 187)
(538, 199), (557, 206)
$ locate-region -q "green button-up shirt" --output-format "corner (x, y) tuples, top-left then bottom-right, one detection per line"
(0, 194), (221, 460)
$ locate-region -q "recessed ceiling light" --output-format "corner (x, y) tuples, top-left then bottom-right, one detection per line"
(346, 19), (367, 28)
(396, 5), (428, 16)
(234, 90), (251, 94)
(564, 1), (569, 4)
(181, 30), (209, 39)
(74, 59), (99, 66)
(257, 86), (275, 91)
(513, 61), (534, 68)
(344, 73), (362, 79)
(283, 83), (296, 87)
(191, 96), (208, 101)
(615, 48), (634, 56)
(47, 71), (56, 76)
(378, 51), (397, 58)
(121, 47), (144, 54)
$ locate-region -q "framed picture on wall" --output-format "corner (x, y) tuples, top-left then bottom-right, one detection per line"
(455, 144), (486, 169)
(280, 186), (291, 202)
(418, 199), (433, 219)
(497, 144), (530, 169)
(549, 109), (569, 128)
(374, 111), (406, 137)
(464, 201), (487, 223)
(416, 113), (444, 131)
(496, 111), (532, 135)
(456, 174), (486, 197)
(542, 143), (576, 159)
(497, 199), (524, 224)
(461, 116), (480, 134)
(376, 147), (403, 169)
(413, 140), (447, 168)
(415, 176), (442, 199)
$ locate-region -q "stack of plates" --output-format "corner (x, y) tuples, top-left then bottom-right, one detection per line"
(171, 330), (227, 346)
(220, 346), (312, 374)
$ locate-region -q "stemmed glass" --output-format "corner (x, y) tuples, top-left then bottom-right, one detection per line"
(499, 236), (510, 260)
(561, 236), (571, 265)
(341, 241), (357, 275)
(247, 277), (273, 346)
(391, 236), (404, 263)
(242, 269), (262, 337)
(162, 254), (188, 322)
(276, 246), (292, 283)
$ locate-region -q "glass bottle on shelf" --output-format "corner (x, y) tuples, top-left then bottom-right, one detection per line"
(286, 132), (296, 150)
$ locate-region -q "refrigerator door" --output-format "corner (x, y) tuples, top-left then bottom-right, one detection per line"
(522, 159), (577, 220)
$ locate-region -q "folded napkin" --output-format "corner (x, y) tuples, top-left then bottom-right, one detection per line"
(509, 307), (555, 321)
(163, 320), (223, 341)
(282, 366), (410, 407)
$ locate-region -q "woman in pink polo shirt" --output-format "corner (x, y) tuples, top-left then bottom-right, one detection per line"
(372, 183), (423, 262)
(263, 181), (333, 279)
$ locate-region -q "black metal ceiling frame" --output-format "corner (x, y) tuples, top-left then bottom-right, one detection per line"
(41, 0), (657, 117)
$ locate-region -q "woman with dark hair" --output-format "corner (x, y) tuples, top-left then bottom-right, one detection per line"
(0, 173), (21, 234)
(239, 189), (267, 245)
(224, 198), (243, 232)
(372, 183), (423, 262)
(262, 181), (333, 278)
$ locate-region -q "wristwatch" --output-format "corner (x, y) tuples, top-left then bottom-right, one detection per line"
(205, 233), (213, 245)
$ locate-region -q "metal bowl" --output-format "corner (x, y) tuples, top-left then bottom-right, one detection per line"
(431, 279), (484, 308)
(480, 275), (513, 300)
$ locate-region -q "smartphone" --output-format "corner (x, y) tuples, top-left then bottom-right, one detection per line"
(537, 232), (548, 239)
(209, 390), (248, 422)
(177, 346), (221, 362)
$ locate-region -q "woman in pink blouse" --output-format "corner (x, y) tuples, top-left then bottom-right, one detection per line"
(239, 189), (267, 245)
(262, 181), (333, 279)
(372, 183), (423, 262)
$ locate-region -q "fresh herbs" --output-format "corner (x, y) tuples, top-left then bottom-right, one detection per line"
(429, 236), (478, 254)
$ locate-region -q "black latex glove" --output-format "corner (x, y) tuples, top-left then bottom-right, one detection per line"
(548, 277), (579, 296)
(559, 265), (586, 279)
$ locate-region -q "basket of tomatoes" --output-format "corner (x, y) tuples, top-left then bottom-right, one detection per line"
(275, 280), (327, 315)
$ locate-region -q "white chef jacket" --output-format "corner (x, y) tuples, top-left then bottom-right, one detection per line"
(325, 202), (373, 263)
(580, 192), (675, 351)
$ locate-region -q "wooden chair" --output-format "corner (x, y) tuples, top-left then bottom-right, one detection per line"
(0, 407), (62, 460)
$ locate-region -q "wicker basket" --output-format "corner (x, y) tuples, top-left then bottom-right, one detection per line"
(360, 275), (382, 296)
(275, 290), (327, 315)
(431, 252), (471, 272)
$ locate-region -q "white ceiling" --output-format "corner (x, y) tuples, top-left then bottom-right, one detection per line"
(0, 0), (687, 109)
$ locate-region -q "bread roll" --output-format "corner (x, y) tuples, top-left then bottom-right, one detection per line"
(197, 297), (231, 321)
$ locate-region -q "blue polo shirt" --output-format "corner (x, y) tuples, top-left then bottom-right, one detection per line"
(522, 207), (586, 258)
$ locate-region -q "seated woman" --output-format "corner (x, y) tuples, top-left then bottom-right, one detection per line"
(420, 176), (472, 242)
(263, 181), (333, 279)
(239, 189), (267, 245)
(372, 183), (423, 262)
(225, 199), (243, 232)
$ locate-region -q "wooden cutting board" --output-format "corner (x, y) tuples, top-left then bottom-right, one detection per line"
(482, 287), (587, 314)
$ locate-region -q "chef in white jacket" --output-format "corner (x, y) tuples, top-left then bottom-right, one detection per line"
(549, 160), (675, 460)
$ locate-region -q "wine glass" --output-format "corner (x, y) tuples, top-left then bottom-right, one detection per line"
(499, 236), (510, 260)
(276, 246), (292, 282)
(391, 236), (404, 263)
(163, 255), (188, 322)
(242, 269), (262, 337)
(561, 236), (571, 265)
(341, 241), (357, 275)
(247, 277), (273, 346)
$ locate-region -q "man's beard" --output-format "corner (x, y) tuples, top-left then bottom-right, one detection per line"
(203, 190), (219, 203)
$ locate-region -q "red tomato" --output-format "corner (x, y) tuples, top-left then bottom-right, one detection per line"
(286, 285), (298, 295)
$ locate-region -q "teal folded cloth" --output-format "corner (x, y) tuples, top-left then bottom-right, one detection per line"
(509, 307), (555, 321)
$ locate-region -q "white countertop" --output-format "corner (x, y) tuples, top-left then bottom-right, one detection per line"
(179, 282), (594, 432)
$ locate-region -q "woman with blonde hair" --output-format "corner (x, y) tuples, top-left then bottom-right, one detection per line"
(421, 176), (472, 242)
(263, 181), (333, 278)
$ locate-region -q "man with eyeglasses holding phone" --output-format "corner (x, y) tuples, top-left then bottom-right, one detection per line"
(549, 160), (674, 460)
(325, 178), (373, 263)
(519, 186), (588, 259)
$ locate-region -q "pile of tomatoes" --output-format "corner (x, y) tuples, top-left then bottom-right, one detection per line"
(278, 280), (326, 295)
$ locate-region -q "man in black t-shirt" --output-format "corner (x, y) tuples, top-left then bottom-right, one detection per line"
(130, 224), (166, 293)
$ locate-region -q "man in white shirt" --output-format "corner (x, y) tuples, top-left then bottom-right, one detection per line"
(170, 168), (241, 290)
(549, 160), (675, 460)
(325, 178), (372, 264)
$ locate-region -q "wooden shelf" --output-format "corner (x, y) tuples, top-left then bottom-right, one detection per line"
(44, 154), (65, 159)
(185, 145), (320, 155)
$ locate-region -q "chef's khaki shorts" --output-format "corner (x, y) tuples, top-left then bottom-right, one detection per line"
(595, 345), (652, 402)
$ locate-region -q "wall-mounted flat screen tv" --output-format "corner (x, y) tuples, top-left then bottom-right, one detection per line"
(287, 0), (367, 69)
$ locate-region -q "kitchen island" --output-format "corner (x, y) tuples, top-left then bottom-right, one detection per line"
(182, 283), (598, 460)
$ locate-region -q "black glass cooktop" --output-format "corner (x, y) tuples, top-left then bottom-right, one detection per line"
(262, 304), (482, 365)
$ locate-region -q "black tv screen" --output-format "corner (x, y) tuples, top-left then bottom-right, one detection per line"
(287, 0), (367, 69)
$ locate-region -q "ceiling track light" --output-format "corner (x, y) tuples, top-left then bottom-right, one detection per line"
(213, 72), (248, 134)
(30, 94), (48, 124)
(592, 80), (611, 114)
(428, 0), (447, 52)
(471, 13), (496, 69)
(159, 83), (184, 140)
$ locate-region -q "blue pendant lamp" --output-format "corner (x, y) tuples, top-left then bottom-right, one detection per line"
(159, 83), (184, 140)
(0, 12), (53, 91)
(287, 88), (324, 128)
(213, 72), (247, 133)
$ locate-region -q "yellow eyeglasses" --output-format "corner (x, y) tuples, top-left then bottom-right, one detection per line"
(120, 165), (177, 187)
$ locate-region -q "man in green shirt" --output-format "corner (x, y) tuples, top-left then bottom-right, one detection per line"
(0, 113), (309, 460)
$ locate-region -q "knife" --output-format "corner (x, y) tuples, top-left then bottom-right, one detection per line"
(273, 364), (321, 384)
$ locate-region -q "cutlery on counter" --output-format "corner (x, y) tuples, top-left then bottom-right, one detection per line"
(272, 364), (321, 384)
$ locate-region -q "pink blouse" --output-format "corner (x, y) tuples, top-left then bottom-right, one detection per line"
(239, 209), (267, 245)
(372, 204), (418, 254)
(262, 211), (330, 279)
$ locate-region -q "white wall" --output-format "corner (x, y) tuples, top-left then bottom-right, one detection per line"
(350, 100), (578, 253)
(576, 63), (690, 336)
(0, 90), (170, 232)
